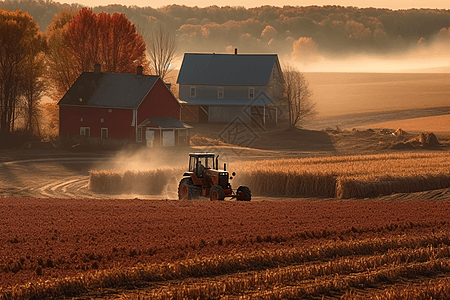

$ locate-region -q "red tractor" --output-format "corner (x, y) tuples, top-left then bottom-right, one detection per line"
(178, 153), (251, 201)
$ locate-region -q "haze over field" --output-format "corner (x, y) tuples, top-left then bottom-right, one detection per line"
(52, 0), (450, 10)
(2, 0), (450, 73)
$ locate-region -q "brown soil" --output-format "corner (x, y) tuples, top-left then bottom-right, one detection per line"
(1, 197), (450, 290)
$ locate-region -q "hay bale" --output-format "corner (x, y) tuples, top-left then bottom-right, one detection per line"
(389, 142), (415, 150)
(395, 128), (407, 136)
(419, 132), (441, 148)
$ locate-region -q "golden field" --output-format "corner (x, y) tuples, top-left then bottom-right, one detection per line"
(304, 73), (450, 118)
(89, 152), (450, 199)
(233, 152), (450, 199)
(89, 167), (183, 195)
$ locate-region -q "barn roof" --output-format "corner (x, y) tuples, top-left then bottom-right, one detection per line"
(58, 72), (160, 109)
(176, 53), (280, 86)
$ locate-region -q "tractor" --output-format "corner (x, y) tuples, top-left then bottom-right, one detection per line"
(178, 153), (251, 201)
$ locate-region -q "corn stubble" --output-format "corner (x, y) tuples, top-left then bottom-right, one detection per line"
(89, 167), (183, 194)
(234, 152), (450, 199)
(4, 233), (450, 299)
(89, 152), (450, 198)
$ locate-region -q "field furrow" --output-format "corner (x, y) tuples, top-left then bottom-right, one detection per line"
(4, 233), (450, 299)
(146, 246), (450, 299)
(343, 276), (450, 299)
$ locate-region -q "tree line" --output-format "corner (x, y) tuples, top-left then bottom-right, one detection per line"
(2, 0), (450, 57)
(0, 7), (176, 146)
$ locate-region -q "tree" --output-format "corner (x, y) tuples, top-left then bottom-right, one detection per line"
(0, 9), (46, 137)
(281, 64), (317, 128)
(144, 23), (178, 81)
(45, 8), (78, 102)
(44, 8), (148, 138)
(46, 8), (148, 101)
(21, 52), (45, 135)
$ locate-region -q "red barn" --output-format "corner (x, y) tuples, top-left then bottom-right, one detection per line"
(58, 65), (191, 147)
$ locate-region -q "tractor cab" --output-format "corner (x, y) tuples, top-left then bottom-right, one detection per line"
(188, 153), (216, 178)
(178, 152), (251, 201)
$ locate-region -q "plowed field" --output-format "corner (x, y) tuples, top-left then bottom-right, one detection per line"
(2, 197), (450, 299)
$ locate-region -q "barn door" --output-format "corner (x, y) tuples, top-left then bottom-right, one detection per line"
(101, 128), (108, 139)
(146, 128), (154, 147)
(162, 130), (175, 146)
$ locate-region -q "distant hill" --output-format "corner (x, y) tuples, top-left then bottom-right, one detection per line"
(3, 0), (450, 60)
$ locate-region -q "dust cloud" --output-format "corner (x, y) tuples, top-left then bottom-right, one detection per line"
(95, 147), (188, 172)
(89, 147), (191, 199)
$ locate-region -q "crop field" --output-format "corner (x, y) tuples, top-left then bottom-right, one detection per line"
(1, 197), (450, 299)
(305, 72), (450, 118)
(90, 152), (450, 199)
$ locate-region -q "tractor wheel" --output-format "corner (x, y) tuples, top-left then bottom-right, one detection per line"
(210, 185), (225, 201)
(178, 178), (197, 200)
(237, 185), (251, 201)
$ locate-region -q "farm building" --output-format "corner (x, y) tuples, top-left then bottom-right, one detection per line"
(177, 50), (284, 126)
(58, 65), (191, 147)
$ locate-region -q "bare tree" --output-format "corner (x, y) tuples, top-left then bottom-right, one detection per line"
(145, 24), (178, 81)
(20, 53), (45, 135)
(0, 9), (45, 137)
(281, 64), (317, 128)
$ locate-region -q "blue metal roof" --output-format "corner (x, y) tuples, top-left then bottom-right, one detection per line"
(176, 53), (280, 86)
(58, 72), (160, 109)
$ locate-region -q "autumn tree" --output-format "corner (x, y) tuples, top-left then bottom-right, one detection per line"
(0, 9), (46, 138)
(19, 51), (46, 135)
(281, 64), (317, 128)
(45, 9), (77, 102)
(144, 23), (178, 81)
(46, 8), (148, 99)
(44, 8), (148, 137)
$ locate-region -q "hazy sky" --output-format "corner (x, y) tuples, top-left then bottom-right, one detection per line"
(64, 0), (450, 9)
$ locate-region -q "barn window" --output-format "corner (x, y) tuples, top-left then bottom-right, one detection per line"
(80, 118), (83, 122)
(248, 87), (254, 99)
(190, 86), (196, 98)
(101, 128), (108, 139)
(108, 109), (112, 113)
(80, 127), (90, 138)
(101, 118), (104, 122)
(218, 87), (224, 98)
(137, 127), (142, 142)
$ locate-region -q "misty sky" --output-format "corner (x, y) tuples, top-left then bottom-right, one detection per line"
(60, 0), (450, 9)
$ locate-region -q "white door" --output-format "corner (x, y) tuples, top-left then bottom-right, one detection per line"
(146, 128), (154, 147)
(162, 130), (175, 146)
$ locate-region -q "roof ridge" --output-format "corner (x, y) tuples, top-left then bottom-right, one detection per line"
(83, 72), (160, 78)
(184, 53), (277, 56)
